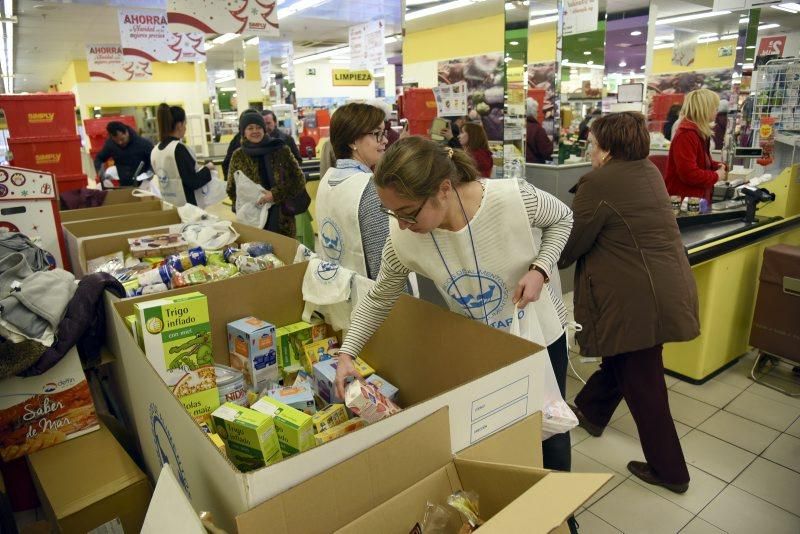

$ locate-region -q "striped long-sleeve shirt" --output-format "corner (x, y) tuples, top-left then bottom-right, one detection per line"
(340, 179), (573, 357)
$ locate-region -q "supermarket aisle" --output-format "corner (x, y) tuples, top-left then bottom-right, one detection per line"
(563, 296), (800, 534)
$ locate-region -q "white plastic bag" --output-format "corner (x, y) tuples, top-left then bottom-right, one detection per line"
(177, 204), (218, 224)
(195, 170), (227, 209)
(234, 170), (271, 228)
(171, 221), (239, 250)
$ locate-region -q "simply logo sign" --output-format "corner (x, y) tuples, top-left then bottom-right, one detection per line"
(442, 269), (508, 322)
(320, 218), (343, 261)
(149, 403), (189, 497)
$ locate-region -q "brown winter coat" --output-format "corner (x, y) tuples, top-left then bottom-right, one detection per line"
(558, 158), (700, 358)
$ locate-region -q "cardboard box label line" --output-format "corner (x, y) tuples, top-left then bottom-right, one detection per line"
(471, 376), (530, 422)
(470, 397), (529, 444)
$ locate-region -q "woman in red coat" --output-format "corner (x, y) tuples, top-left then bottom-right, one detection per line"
(458, 122), (494, 177)
(664, 89), (727, 201)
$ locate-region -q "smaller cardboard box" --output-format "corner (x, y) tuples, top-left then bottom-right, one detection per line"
(27, 424), (152, 534)
(227, 317), (279, 393)
(366, 373), (399, 402)
(266, 383), (316, 415)
(212, 403), (282, 472)
(251, 397), (315, 457)
(311, 403), (349, 433)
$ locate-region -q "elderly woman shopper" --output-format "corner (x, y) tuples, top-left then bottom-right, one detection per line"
(226, 111), (306, 237)
(559, 112), (700, 494)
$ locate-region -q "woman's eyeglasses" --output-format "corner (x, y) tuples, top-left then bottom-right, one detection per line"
(364, 129), (388, 142)
(380, 197), (428, 225)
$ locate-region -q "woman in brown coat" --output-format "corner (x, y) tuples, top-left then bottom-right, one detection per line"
(559, 112), (700, 494)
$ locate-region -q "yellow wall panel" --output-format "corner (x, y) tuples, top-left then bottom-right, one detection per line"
(403, 14), (505, 64)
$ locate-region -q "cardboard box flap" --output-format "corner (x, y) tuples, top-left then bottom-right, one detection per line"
(455, 412), (542, 468)
(59, 199), (163, 223)
(236, 409), (453, 534)
(62, 206), (177, 237)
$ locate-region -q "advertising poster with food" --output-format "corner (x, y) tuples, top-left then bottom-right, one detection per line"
(437, 53), (505, 140)
(168, 0), (279, 37)
(527, 61), (557, 138)
(432, 82), (468, 117)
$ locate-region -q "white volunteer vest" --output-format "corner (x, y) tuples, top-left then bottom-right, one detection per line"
(151, 140), (199, 207)
(315, 169), (371, 278)
(391, 178), (563, 346)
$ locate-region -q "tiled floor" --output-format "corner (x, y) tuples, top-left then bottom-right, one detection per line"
(568, 351), (800, 533)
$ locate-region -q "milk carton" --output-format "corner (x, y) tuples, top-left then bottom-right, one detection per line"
(227, 317), (279, 393)
(311, 403), (349, 433)
(345, 381), (401, 424)
(313, 418), (367, 445)
(365, 374), (399, 402)
(313, 358), (375, 404)
(211, 403), (282, 472)
(251, 397), (315, 457)
(266, 383), (316, 415)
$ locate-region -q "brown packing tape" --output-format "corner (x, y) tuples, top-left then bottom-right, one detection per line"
(59, 199), (164, 223)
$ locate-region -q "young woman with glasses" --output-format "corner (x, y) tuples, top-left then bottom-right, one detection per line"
(316, 102), (390, 279)
(333, 136), (575, 477)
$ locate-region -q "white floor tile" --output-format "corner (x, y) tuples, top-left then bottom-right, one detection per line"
(747, 381), (800, 409)
(786, 416), (800, 438)
(575, 510), (622, 533)
(667, 390), (718, 427)
(733, 457), (800, 516)
(713, 360), (756, 390)
(664, 374), (680, 389)
(570, 450), (627, 507)
(762, 433), (800, 473)
(671, 379), (743, 408)
(698, 410), (781, 454)
(680, 430), (756, 483)
(566, 375), (582, 401)
(590, 480), (693, 534)
(573, 427), (645, 475)
(570, 425), (591, 447)
(610, 412), (691, 440)
(568, 358), (600, 382)
(700, 485), (800, 534)
(679, 517), (726, 534)
(725, 391), (800, 431)
(610, 399), (629, 422)
(630, 464), (726, 515)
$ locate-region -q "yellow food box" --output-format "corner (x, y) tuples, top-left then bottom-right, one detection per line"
(211, 403), (282, 472)
(311, 403), (349, 433)
(301, 337), (339, 374)
(251, 397), (315, 457)
(314, 417), (367, 445)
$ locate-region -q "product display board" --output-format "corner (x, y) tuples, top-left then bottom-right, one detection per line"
(0, 166), (67, 268)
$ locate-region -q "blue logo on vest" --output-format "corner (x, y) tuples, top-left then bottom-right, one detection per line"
(149, 403), (189, 497)
(320, 219), (343, 261)
(317, 261), (340, 281)
(444, 270), (507, 321)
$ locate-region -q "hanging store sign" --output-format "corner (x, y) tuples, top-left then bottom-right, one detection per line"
(672, 30), (696, 67)
(258, 39), (271, 90)
(86, 44), (152, 81)
(563, 0), (598, 36)
(757, 35), (786, 58)
(349, 19), (385, 72)
(118, 8), (172, 62)
(167, 32), (206, 62)
(332, 69), (374, 86)
(167, 0), (279, 37)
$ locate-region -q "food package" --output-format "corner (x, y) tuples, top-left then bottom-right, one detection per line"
(209, 433), (226, 456)
(312, 359), (342, 404)
(137, 264), (174, 288)
(128, 233), (188, 258)
(234, 255), (273, 274)
(313, 417), (367, 445)
(311, 403), (349, 433)
(301, 336), (339, 374)
(293, 370), (312, 386)
(251, 397), (315, 457)
(206, 249), (227, 266)
(266, 383), (316, 415)
(166, 247), (207, 272)
(345, 381), (401, 424)
(171, 265), (212, 288)
(365, 374), (399, 402)
(227, 317), (279, 393)
(240, 241), (272, 257)
(211, 403), (282, 472)
(86, 251), (125, 275)
(276, 321), (317, 377)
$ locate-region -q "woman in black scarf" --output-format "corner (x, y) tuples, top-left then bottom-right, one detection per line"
(226, 111), (307, 237)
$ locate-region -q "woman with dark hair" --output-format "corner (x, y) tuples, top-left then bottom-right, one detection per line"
(315, 102), (389, 279)
(458, 122), (493, 177)
(226, 112), (306, 237)
(560, 112), (699, 495)
(662, 104), (681, 141)
(150, 104), (213, 206)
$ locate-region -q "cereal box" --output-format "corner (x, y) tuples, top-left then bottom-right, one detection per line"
(352, 357), (375, 378)
(211, 403), (282, 472)
(301, 337), (339, 373)
(312, 404), (349, 433)
(0, 349), (99, 462)
(313, 418), (367, 445)
(312, 358), (374, 404)
(276, 322), (315, 377)
(366, 374), (399, 402)
(251, 397), (315, 457)
(227, 317), (279, 393)
(345, 381), (401, 424)
(266, 383), (316, 415)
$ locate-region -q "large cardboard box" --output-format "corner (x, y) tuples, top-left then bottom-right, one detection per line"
(59, 198), (163, 224)
(62, 208), (181, 277)
(237, 409), (610, 533)
(28, 424), (152, 534)
(102, 188), (154, 206)
(79, 221), (299, 291)
(104, 262), (552, 531)
(0, 349), (100, 463)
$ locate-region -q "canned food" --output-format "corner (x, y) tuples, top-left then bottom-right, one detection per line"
(215, 364), (248, 407)
(167, 247), (206, 272)
(687, 197), (701, 216)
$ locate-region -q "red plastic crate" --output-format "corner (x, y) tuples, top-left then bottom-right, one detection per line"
(84, 115), (137, 153)
(8, 135), (84, 176)
(398, 88), (437, 121)
(56, 173), (89, 194)
(0, 93), (77, 138)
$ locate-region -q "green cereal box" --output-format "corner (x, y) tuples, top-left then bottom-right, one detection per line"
(251, 396), (315, 457)
(312, 403), (349, 433)
(276, 321), (315, 376)
(125, 315), (142, 349)
(212, 403), (282, 472)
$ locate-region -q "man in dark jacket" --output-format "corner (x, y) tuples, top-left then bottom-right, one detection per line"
(526, 98), (554, 164)
(93, 122), (154, 186)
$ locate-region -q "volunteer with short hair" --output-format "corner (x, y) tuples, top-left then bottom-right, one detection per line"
(316, 102), (389, 279)
(334, 136), (574, 474)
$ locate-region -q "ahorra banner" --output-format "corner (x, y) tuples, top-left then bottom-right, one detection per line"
(118, 8), (171, 63)
(86, 43), (153, 81)
(167, 0), (279, 37)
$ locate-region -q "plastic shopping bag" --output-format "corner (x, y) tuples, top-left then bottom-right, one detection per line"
(234, 170), (271, 228)
(195, 170), (227, 209)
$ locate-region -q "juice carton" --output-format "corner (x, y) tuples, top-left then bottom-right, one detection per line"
(251, 397), (315, 457)
(301, 337), (339, 373)
(227, 317), (279, 393)
(312, 403), (349, 433)
(276, 322), (315, 377)
(314, 418), (367, 445)
(211, 403), (282, 472)
(365, 374), (399, 402)
(345, 381), (401, 424)
(266, 383), (316, 415)
(312, 357), (375, 404)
